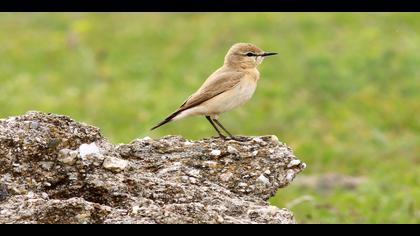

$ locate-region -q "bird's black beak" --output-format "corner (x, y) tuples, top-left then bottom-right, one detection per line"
(260, 52), (278, 57)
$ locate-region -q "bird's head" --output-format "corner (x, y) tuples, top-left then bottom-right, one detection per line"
(224, 43), (277, 69)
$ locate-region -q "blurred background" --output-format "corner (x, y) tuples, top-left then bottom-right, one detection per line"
(0, 12), (419, 223)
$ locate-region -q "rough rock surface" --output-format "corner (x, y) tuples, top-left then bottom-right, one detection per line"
(0, 111), (306, 224)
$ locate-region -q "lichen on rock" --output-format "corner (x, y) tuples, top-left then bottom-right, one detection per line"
(0, 111), (305, 224)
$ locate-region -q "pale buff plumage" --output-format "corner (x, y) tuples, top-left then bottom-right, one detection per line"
(151, 43), (277, 139)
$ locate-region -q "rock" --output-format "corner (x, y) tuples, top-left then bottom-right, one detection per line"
(79, 143), (100, 158)
(210, 149), (221, 156)
(102, 157), (128, 173)
(0, 111), (306, 224)
(257, 174), (270, 186)
(0, 184), (8, 202)
(238, 182), (248, 187)
(287, 159), (301, 168)
(227, 145), (238, 154)
(132, 205), (140, 215)
(269, 135), (280, 144)
(219, 172), (234, 182)
(203, 161), (218, 168)
(58, 148), (78, 165)
(286, 169), (296, 182)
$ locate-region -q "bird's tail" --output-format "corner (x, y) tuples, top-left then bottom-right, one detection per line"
(150, 109), (183, 131)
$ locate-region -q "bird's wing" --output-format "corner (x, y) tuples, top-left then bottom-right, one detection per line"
(178, 71), (244, 112)
(150, 71), (244, 130)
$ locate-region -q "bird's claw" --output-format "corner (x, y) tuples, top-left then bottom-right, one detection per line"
(227, 136), (248, 142)
(218, 134), (227, 140)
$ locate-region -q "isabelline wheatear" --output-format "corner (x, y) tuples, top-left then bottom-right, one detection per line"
(151, 42), (277, 140)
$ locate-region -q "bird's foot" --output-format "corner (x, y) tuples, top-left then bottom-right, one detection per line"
(227, 136), (249, 142)
(215, 135), (248, 142)
(218, 134), (227, 140)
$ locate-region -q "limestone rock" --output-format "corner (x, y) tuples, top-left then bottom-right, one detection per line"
(0, 111), (306, 224)
(102, 156), (128, 172)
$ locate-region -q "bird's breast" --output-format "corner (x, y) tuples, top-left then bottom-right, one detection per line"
(235, 78), (257, 102)
(201, 78), (257, 115)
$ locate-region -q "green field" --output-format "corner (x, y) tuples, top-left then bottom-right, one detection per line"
(0, 13), (419, 223)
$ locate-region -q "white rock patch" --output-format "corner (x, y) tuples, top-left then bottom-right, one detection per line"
(103, 156), (128, 172)
(79, 143), (100, 158)
(287, 159), (301, 168)
(58, 148), (78, 165)
(227, 146), (238, 154)
(210, 149), (221, 156)
(257, 174), (270, 185)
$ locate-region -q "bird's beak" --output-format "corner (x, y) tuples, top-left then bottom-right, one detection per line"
(260, 52), (278, 57)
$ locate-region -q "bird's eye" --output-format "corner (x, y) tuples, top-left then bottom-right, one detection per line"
(245, 52), (255, 57)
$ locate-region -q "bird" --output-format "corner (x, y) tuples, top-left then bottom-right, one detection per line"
(150, 42), (277, 140)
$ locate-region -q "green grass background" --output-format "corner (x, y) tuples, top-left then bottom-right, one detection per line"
(0, 13), (419, 223)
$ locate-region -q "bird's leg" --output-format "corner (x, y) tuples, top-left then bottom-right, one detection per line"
(205, 116), (226, 139)
(213, 119), (248, 142)
(212, 119), (234, 138)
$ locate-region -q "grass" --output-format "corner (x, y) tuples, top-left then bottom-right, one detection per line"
(0, 12), (419, 223)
